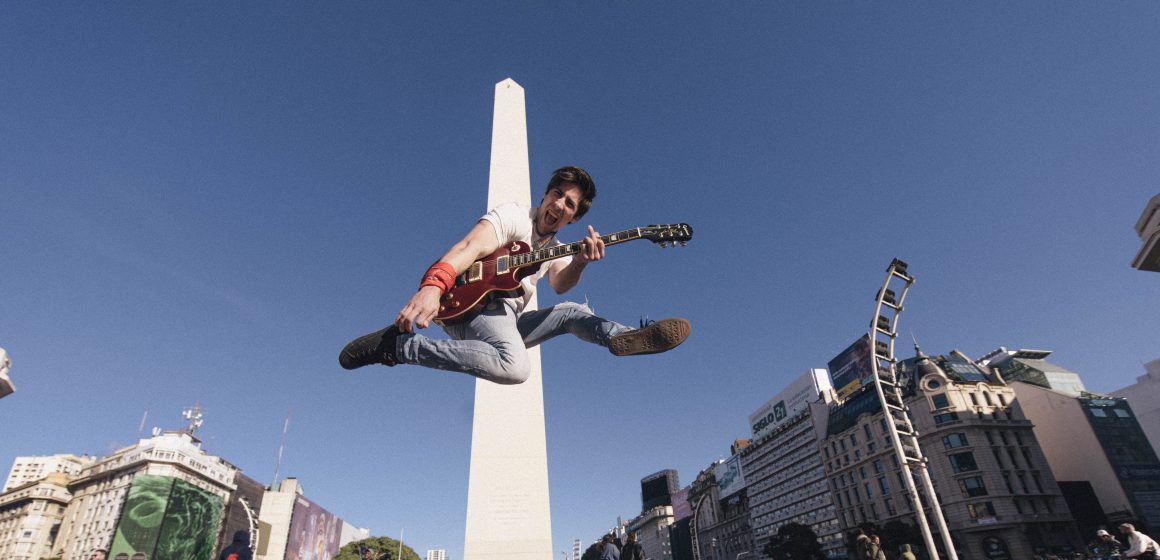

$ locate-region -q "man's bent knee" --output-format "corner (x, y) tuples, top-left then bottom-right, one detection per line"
(480, 348), (530, 385)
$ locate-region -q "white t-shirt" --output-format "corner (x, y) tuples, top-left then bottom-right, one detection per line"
(480, 202), (572, 312)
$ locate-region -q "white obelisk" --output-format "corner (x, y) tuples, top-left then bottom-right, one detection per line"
(463, 78), (552, 560)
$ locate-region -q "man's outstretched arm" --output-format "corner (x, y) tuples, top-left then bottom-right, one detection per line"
(396, 220), (500, 332)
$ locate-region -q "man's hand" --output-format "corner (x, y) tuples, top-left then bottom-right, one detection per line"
(396, 286), (442, 332)
(572, 225), (605, 264)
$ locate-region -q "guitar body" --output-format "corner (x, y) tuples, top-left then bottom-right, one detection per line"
(435, 241), (542, 325)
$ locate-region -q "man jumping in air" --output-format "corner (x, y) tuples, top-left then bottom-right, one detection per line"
(340, 166), (690, 384)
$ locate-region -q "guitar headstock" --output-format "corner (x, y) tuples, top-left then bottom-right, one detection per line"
(641, 223), (693, 248)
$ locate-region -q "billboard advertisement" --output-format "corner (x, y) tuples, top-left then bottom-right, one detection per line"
(286, 495), (343, 560)
(671, 487), (692, 520)
(749, 368), (831, 439)
(828, 334), (875, 399)
(640, 470), (678, 510)
(110, 474), (224, 560)
(714, 455), (745, 498)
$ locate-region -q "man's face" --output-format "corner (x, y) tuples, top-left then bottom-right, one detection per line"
(535, 183), (584, 236)
(90, 552), (106, 560)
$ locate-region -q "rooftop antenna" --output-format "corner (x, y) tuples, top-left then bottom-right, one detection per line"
(271, 408), (292, 490)
(138, 406), (149, 434)
(181, 403), (204, 436)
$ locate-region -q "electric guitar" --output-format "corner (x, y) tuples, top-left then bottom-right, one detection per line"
(434, 223), (693, 325)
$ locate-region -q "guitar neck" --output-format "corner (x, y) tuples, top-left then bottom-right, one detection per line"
(510, 228), (645, 269)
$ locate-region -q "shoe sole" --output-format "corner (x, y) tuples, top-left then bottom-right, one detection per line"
(339, 327), (397, 369)
(609, 318), (691, 356)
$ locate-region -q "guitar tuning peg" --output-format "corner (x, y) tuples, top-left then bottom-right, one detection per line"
(660, 242), (669, 248)
(679, 241), (687, 247)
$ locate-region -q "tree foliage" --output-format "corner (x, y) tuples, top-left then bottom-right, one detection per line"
(581, 541), (601, 560)
(334, 536), (421, 560)
(763, 523), (824, 560)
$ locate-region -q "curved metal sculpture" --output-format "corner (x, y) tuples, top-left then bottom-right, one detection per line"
(868, 259), (957, 560)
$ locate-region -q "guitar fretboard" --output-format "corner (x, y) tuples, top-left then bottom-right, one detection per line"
(510, 228), (644, 268)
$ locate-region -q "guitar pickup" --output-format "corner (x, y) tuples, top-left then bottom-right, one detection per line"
(466, 262), (483, 283)
(496, 256), (510, 275)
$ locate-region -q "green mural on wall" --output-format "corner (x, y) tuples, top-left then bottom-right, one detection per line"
(110, 474), (224, 560)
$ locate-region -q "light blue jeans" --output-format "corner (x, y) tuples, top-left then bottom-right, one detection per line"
(397, 300), (630, 384)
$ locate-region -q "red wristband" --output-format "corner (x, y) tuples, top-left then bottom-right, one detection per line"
(419, 262), (456, 294)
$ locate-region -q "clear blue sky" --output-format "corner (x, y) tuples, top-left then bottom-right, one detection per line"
(2, 2), (1158, 558)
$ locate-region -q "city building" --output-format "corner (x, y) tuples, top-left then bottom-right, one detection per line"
(822, 347), (1081, 559)
(668, 486), (694, 560)
(4, 454), (93, 492)
(427, 548), (448, 560)
(626, 505), (674, 560)
(53, 430), (241, 559)
(1131, 193), (1160, 272)
(626, 470), (679, 560)
(0, 472), (73, 560)
(739, 368), (843, 559)
(977, 348), (1086, 396)
(221, 471), (266, 557)
(1011, 381), (1160, 533)
(1110, 358), (1160, 457)
(255, 477), (369, 560)
(688, 460), (753, 560)
(0, 347), (13, 399)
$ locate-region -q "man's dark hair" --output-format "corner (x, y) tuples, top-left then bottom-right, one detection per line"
(545, 166), (596, 220)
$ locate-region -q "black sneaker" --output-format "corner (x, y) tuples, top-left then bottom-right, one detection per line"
(339, 325), (400, 369)
(609, 318), (691, 357)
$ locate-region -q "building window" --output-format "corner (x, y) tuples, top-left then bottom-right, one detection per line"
(879, 477), (890, 494)
(873, 459), (884, 474)
(868, 441), (877, 452)
(864, 482), (874, 500)
(1115, 408), (1132, 418)
(983, 392), (994, 406)
(943, 433), (969, 449)
(959, 476), (988, 497)
(949, 452), (979, 473)
(1091, 409), (1108, 418)
(931, 394), (950, 409)
(864, 424), (873, 439)
(1032, 472), (1044, 493)
(860, 466), (868, 480)
(967, 501), (996, 519)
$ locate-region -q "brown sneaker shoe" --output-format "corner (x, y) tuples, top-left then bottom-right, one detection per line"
(609, 318), (691, 356)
